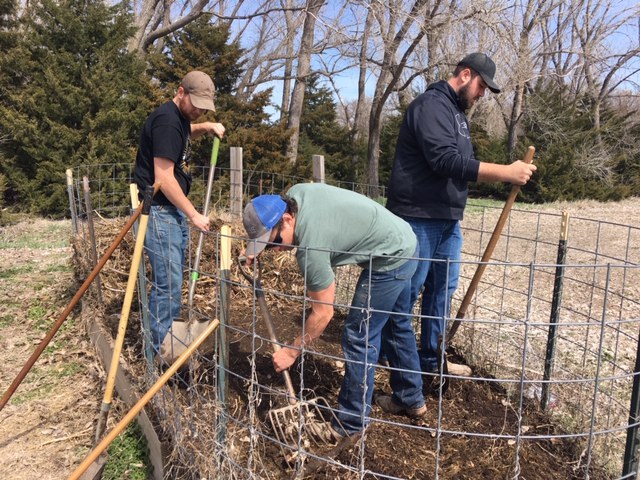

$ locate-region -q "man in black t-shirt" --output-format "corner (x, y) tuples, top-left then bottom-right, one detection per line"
(134, 71), (225, 357)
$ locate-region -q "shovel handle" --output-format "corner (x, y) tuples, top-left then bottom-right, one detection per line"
(238, 256), (298, 404)
(447, 146), (535, 342)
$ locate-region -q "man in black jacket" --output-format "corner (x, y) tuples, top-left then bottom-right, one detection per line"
(386, 53), (536, 379)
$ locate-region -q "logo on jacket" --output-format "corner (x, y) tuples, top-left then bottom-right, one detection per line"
(455, 114), (471, 139)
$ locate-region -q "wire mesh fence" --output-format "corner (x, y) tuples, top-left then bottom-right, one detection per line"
(68, 162), (640, 479)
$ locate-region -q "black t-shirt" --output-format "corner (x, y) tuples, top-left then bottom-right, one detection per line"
(133, 101), (192, 206)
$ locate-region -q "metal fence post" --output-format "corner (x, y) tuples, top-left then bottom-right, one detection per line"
(541, 211), (569, 410)
(623, 329), (640, 477)
(217, 225), (231, 446)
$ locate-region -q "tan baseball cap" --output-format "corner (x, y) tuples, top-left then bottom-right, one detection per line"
(181, 71), (216, 111)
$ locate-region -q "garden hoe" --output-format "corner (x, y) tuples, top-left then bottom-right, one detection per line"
(237, 256), (342, 459)
(83, 185), (155, 480)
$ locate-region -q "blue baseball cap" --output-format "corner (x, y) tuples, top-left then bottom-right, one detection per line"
(243, 195), (286, 256)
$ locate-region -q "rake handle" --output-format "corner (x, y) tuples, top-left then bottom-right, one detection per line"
(238, 257), (297, 404)
(69, 319), (220, 480)
(256, 294), (298, 404)
(447, 146), (535, 343)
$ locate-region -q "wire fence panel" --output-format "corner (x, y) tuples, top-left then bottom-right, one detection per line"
(69, 163), (640, 479)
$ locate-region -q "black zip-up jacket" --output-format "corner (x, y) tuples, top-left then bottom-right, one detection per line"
(386, 80), (480, 220)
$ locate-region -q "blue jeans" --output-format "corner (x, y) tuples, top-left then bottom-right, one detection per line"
(144, 205), (189, 355)
(333, 253), (423, 435)
(401, 217), (462, 373)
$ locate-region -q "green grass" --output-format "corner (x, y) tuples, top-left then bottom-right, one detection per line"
(0, 313), (15, 327)
(44, 263), (73, 273)
(465, 198), (508, 214)
(0, 222), (70, 249)
(466, 197), (538, 215)
(11, 368), (56, 405)
(0, 265), (35, 279)
(103, 422), (152, 480)
(28, 303), (50, 331)
(11, 361), (86, 405)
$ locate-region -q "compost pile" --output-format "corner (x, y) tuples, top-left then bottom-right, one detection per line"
(74, 215), (610, 480)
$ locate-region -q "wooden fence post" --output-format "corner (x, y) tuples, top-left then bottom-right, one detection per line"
(312, 155), (325, 183)
(230, 147), (243, 218)
(83, 176), (103, 303)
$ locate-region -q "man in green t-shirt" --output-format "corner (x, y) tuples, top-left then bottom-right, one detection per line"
(243, 183), (426, 438)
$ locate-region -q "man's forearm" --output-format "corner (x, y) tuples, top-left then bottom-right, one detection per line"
(477, 162), (511, 183)
(158, 174), (198, 218)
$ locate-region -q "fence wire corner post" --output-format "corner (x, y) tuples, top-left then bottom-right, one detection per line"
(66, 168), (78, 234)
(622, 326), (640, 478)
(542, 211), (569, 410)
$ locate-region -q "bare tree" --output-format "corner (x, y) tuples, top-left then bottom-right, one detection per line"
(538, 0), (640, 173)
(279, 0), (296, 121)
(364, 0), (467, 196)
(573, 0), (640, 133)
(285, 0), (323, 164)
(128, 0), (219, 54)
(504, 0), (561, 158)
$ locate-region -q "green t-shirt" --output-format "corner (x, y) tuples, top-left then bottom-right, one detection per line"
(287, 183), (417, 291)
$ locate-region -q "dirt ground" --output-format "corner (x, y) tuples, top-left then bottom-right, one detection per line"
(1, 197), (638, 479)
(0, 218), (102, 480)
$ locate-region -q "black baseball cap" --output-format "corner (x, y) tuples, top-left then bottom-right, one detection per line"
(458, 53), (501, 94)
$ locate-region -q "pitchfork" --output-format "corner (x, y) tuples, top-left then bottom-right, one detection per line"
(237, 256), (342, 456)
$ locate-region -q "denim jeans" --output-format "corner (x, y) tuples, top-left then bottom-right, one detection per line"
(400, 216), (462, 373)
(333, 252), (423, 435)
(144, 205), (189, 355)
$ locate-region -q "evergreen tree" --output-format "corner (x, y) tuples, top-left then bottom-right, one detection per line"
(0, 0), (18, 209)
(0, 0), (152, 215)
(297, 74), (357, 183)
(521, 84), (634, 202)
(0, 0), (17, 51)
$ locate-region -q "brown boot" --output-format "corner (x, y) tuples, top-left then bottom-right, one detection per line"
(375, 395), (426, 418)
(446, 361), (471, 376)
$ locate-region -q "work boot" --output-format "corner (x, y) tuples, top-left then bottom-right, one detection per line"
(445, 361), (471, 376)
(306, 421), (345, 442)
(375, 395), (427, 418)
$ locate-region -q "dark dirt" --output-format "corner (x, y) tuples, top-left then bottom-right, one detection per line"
(81, 216), (613, 479)
(223, 293), (604, 480)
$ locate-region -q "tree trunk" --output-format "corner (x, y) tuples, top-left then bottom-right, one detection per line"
(279, 0), (295, 122)
(285, 0), (323, 164)
(367, 103), (383, 198)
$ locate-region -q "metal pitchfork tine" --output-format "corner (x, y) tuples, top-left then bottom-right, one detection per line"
(237, 255), (343, 454)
